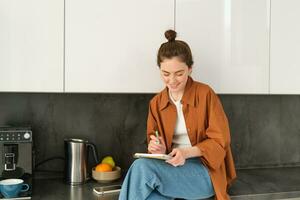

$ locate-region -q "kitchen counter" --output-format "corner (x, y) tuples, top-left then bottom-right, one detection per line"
(32, 178), (120, 200)
(31, 167), (300, 200)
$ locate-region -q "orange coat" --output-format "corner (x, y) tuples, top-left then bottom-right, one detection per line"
(147, 77), (237, 200)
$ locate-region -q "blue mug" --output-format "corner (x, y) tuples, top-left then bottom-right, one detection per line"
(0, 178), (29, 198)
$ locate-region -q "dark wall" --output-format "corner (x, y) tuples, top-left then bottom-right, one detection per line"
(0, 93), (299, 171)
(222, 95), (300, 168)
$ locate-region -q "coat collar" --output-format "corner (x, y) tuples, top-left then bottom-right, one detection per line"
(159, 76), (196, 111)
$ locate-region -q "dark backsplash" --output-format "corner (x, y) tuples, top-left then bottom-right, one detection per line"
(0, 93), (300, 171)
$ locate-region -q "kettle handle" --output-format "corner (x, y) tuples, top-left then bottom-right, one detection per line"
(87, 143), (99, 164)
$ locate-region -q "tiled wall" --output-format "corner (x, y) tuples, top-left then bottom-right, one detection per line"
(0, 93), (299, 172)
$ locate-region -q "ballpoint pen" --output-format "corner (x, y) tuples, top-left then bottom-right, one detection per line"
(155, 130), (160, 144)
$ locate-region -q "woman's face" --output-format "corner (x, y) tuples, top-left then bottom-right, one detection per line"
(160, 57), (192, 93)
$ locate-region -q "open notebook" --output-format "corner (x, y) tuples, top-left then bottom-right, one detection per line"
(134, 153), (172, 160)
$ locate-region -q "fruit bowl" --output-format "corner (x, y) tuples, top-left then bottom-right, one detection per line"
(92, 166), (121, 183)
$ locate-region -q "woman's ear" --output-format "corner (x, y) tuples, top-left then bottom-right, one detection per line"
(188, 67), (192, 75)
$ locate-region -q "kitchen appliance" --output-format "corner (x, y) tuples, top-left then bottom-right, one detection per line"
(0, 127), (32, 199)
(64, 138), (98, 185)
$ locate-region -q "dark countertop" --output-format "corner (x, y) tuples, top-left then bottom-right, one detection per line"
(32, 178), (120, 200)
(230, 167), (300, 200)
(31, 171), (122, 200)
(31, 167), (300, 200)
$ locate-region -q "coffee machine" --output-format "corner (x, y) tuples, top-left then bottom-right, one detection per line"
(0, 127), (33, 198)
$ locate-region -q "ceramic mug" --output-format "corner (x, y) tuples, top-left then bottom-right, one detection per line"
(0, 178), (29, 198)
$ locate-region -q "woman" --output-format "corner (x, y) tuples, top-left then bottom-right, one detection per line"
(119, 30), (236, 200)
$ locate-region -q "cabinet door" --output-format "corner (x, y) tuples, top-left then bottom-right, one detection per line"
(176, 0), (270, 94)
(270, 0), (300, 94)
(0, 0), (64, 92)
(65, 0), (174, 93)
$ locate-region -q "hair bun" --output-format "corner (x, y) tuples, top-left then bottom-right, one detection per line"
(165, 30), (177, 42)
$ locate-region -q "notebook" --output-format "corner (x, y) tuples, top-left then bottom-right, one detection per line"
(133, 153), (172, 160)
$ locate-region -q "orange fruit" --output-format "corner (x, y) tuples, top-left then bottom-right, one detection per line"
(95, 163), (113, 172)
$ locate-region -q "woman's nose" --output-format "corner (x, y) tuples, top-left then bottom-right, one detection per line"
(169, 76), (176, 84)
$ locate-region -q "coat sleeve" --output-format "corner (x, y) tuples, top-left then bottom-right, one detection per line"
(146, 102), (157, 144)
(196, 88), (231, 170)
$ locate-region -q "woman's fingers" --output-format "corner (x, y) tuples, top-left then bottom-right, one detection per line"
(148, 135), (167, 154)
(150, 135), (166, 146)
(149, 135), (157, 141)
(167, 158), (185, 167)
(148, 143), (159, 152)
(148, 140), (164, 154)
(149, 145), (160, 152)
(149, 140), (161, 149)
(168, 149), (176, 157)
(166, 148), (185, 167)
(166, 149), (178, 165)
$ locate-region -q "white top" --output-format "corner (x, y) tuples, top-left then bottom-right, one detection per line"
(169, 93), (192, 149)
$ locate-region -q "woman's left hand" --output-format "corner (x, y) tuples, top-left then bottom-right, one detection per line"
(166, 148), (187, 167)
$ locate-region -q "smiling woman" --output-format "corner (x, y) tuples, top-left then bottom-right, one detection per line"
(119, 30), (236, 200)
(160, 58), (191, 101)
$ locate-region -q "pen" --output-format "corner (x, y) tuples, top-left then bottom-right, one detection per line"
(155, 130), (160, 144)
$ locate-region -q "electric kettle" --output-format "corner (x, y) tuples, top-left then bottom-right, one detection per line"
(64, 138), (98, 185)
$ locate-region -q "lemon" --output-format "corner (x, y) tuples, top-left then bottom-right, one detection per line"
(101, 156), (115, 168)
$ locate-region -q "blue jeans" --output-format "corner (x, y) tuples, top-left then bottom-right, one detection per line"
(119, 158), (214, 200)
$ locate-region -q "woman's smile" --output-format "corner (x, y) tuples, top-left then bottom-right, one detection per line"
(169, 83), (179, 89)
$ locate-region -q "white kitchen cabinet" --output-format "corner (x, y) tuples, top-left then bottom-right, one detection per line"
(270, 0), (300, 94)
(0, 0), (64, 92)
(65, 0), (174, 93)
(176, 0), (270, 94)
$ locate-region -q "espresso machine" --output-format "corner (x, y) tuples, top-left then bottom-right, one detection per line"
(0, 127), (33, 198)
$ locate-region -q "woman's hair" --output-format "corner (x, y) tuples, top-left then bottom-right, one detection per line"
(157, 30), (193, 68)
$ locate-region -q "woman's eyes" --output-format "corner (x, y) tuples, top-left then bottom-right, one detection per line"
(163, 73), (183, 77)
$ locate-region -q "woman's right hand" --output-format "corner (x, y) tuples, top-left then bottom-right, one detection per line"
(148, 135), (166, 154)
